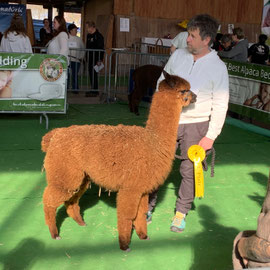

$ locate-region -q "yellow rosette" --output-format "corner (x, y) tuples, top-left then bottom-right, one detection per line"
(188, 145), (206, 198)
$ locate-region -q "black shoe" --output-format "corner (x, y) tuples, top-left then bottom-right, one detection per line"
(72, 91), (79, 94)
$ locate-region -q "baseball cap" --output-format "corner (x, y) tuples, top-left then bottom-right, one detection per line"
(178, 19), (189, 29)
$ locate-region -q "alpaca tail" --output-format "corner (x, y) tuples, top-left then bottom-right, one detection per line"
(41, 129), (59, 152)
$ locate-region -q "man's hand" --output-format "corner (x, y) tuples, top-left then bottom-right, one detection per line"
(198, 137), (214, 151)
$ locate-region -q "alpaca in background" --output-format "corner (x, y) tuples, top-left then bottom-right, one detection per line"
(128, 64), (163, 115)
(41, 71), (196, 251)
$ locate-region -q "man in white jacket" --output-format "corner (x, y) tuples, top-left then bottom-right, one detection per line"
(148, 14), (229, 233)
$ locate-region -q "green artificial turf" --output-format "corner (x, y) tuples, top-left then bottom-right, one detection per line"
(0, 103), (269, 270)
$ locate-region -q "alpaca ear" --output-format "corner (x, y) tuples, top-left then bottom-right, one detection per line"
(163, 70), (175, 88)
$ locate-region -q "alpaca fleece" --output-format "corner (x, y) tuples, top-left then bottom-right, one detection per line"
(41, 72), (195, 251)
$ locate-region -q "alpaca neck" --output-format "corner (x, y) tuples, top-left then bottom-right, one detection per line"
(146, 92), (182, 143)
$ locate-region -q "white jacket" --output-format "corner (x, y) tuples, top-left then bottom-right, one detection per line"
(68, 35), (85, 63)
(47, 32), (69, 62)
(0, 32), (32, 53)
(172, 31), (188, 49)
(157, 48), (229, 140)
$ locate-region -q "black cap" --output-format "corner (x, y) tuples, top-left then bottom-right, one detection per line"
(68, 23), (78, 32)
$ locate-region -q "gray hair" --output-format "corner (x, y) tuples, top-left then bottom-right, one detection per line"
(187, 14), (219, 46)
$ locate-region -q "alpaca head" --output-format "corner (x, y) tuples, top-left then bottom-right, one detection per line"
(159, 70), (197, 107)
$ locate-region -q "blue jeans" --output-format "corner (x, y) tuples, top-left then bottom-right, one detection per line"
(68, 61), (80, 90)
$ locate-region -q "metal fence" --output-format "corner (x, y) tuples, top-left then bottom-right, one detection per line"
(32, 46), (108, 97)
(32, 46), (170, 103)
(107, 50), (169, 102)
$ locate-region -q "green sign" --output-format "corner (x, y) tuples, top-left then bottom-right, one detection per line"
(223, 59), (270, 124)
(0, 52), (67, 113)
(223, 58), (270, 83)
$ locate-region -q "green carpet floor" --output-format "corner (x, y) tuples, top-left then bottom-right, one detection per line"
(0, 103), (269, 270)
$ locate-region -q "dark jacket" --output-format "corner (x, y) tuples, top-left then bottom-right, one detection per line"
(39, 28), (53, 46)
(86, 29), (104, 63)
(248, 42), (269, 65)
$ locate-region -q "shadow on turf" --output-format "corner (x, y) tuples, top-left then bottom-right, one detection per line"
(247, 171), (269, 207)
(189, 205), (239, 270)
(1, 237), (45, 270)
(0, 205), (239, 270)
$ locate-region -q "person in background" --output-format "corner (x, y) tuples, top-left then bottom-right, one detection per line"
(39, 18), (53, 46)
(85, 21), (104, 97)
(0, 12), (32, 53)
(147, 14), (229, 233)
(220, 33), (233, 51)
(218, 27), (248, 62)
(212, 33), (223, 51)
(248, 34), (269, 65)
(46, 16), (69, 62)
(67, 23), (85, 94)
(170, 19), (189, 53)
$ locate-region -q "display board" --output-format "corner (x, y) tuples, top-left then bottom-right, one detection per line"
(223, 59), (270, 124)
(0, 3), (26, 34)
(0, 52), (67, 114)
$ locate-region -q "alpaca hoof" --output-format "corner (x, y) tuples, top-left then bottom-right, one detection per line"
(51, 233), (61, 240)
(139, 235), (150, 240)
(120, 245), (131, 252)
(78, 221), (86, 226)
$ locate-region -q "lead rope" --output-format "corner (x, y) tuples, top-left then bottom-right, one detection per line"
(210, 147), (215, 178)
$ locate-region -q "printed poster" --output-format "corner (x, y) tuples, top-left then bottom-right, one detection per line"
(0, 52), (67, 113)
(0, 4), (26, 35)
(223, 59), (270, 123)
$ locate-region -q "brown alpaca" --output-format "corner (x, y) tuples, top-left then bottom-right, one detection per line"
(128, 65), (163, 115)
(41, 71), (196, 251)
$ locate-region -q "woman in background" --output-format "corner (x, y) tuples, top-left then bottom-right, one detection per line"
(46, 15), (69, 62)
(0, 12), (32, 53)
(39, 18), (53, 46)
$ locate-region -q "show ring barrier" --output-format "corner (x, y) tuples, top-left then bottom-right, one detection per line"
(1, 48), (269, 129)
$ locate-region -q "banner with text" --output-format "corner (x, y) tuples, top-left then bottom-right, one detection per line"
(0, 4), (26, 35)
(223, 59), (270, 124)
(0, 52), (68, 113)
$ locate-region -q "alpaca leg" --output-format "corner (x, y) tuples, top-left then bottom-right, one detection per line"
(128, 92), (134, 112)
(65, 202), (85, 226)
(133, 86), (146, 115)
(117, 189), (142, 251)
(64, 178), (90, 226)
(43, 186), (70, 239)
(133, 194), (148, 240)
